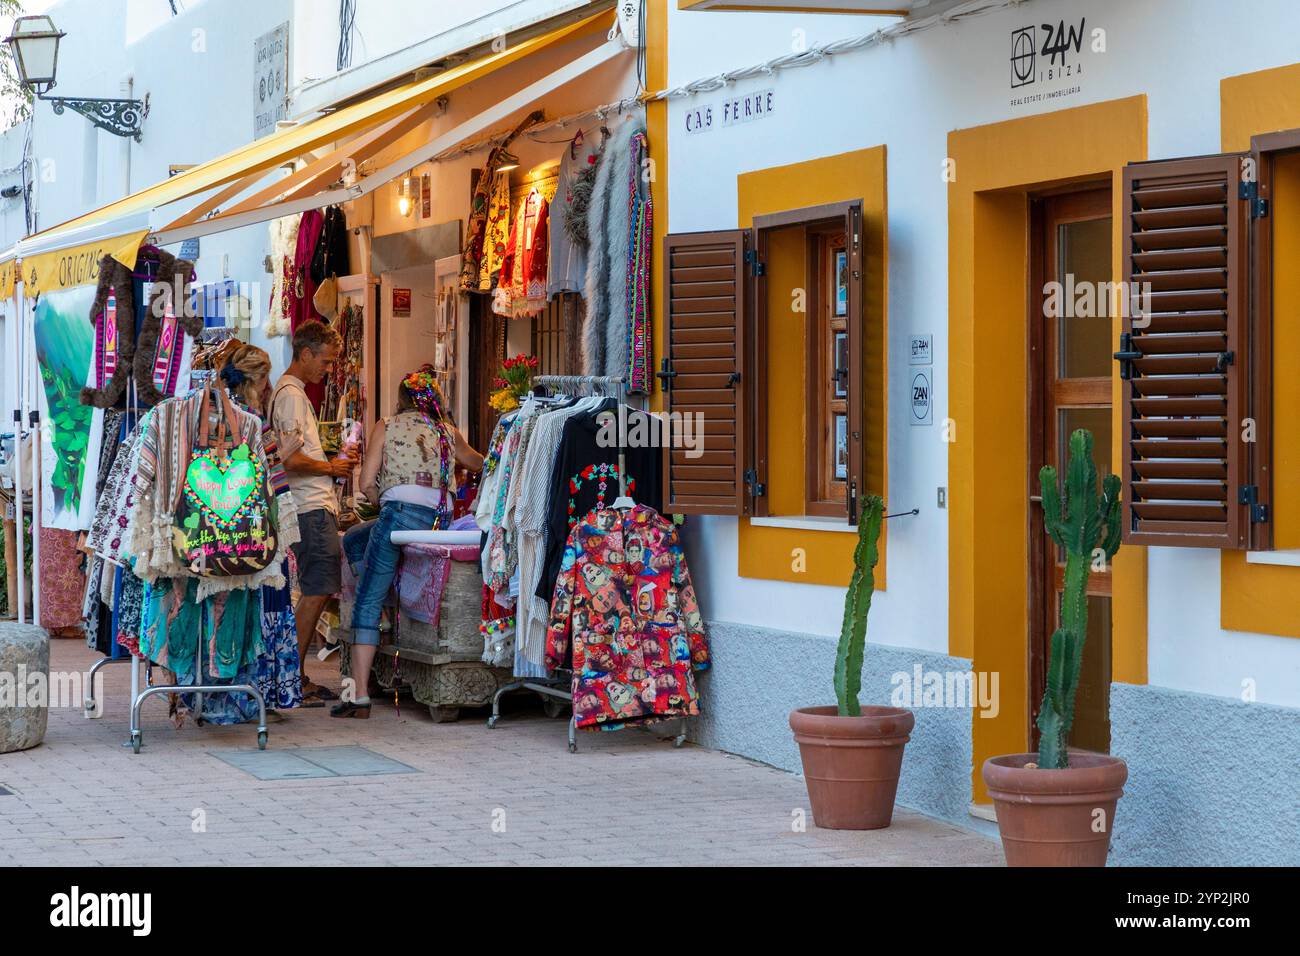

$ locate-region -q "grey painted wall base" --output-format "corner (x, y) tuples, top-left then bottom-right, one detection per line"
(692, 621), (976, 825)
(1110, 682), (1300, 866)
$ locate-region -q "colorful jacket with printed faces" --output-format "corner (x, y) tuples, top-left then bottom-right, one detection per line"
(546, 504), (709, 729)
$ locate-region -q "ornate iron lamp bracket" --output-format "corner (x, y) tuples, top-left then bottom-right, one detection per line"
(42, 92), (146, 141)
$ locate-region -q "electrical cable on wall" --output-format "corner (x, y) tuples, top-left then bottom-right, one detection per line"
(409, 0), (1029, 164)
(337, 0), (358, 71)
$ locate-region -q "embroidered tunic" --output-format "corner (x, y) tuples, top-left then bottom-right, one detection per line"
(493, 188), (550, 318)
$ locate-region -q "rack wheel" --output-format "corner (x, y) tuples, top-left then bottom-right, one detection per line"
(568, 741), (577, 754)
(542, 697), (567, 719)
(673, 736), (686, 748)
(130, 732), (142, 754)
(257, 731), (268, 751)
(486, 716), (498, 729)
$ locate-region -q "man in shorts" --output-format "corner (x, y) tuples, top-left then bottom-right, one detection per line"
(271, 321), (356, 706)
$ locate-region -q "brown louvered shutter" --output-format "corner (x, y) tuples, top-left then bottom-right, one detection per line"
(1118, 154), (1249, 547)
(661, 229), (748, 515)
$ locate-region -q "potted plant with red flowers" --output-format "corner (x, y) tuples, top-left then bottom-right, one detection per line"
(488, 353), (539, 415)
(982, 428), (1127, 866)
(789, 496), (915, 829)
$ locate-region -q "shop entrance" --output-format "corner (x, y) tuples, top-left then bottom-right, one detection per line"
(1028, 185), (1113, 754)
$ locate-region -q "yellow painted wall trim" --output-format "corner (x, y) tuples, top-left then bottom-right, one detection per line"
(947, 95), (1148, 802)
(736, 146), (889, 590)
(1219, 61), (1300, 638)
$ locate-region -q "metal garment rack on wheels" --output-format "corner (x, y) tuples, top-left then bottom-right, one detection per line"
(85, 611), (270, 754)
(82, 591), (270, 753)
(80, 381), (270, 753)
(485, 374), (687, 752)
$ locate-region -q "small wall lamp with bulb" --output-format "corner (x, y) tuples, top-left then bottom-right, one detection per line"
(396, 172), (418, 218)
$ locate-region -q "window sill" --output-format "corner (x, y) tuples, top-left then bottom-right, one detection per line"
(1246, 549), (1300, 567)
(748, 515), (857, 534)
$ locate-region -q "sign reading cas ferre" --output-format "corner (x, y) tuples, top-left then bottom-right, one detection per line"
(684, 88), (775, 135)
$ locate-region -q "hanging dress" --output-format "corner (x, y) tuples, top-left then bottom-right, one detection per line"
(493, 188), (549, 318)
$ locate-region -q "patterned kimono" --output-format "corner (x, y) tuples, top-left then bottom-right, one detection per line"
(546, 504), (709, 729)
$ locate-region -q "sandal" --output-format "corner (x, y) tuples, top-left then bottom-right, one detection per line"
(330, 700), (371, 719)
(302, 681), (339, 701)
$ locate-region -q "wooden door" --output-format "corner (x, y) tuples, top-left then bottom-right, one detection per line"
(1029, 186), (1114, 754)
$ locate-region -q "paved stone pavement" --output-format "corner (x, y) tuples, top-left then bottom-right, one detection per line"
(0, 639), (1003, 867)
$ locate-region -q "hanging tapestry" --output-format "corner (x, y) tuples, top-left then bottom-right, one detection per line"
(35, 284), (104, 531)
(479, 170), (511, 291)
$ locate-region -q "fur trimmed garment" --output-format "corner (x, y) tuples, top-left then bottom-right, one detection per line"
(581, 119), (653, 392)
(80, 250), (201, 409)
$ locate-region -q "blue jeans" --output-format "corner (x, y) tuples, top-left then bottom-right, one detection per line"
(349, 501), (447, 646)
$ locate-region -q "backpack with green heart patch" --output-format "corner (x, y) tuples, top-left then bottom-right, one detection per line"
(172, 385), (279, 576)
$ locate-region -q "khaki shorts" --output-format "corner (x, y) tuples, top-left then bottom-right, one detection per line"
(291, 508), (342, 596)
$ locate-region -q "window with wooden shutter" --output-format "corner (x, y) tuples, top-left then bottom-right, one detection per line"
(660, 229), (748, 515)
(1118, 154), (1250, 547)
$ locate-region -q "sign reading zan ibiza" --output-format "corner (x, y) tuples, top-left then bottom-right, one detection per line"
(1009, 17), (1103, 108)
(684, 88), (775, 135)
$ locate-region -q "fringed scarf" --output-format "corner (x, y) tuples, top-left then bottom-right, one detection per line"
(625, 131), (653, 394)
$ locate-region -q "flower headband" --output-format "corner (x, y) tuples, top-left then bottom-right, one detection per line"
(402, 367), (445, 419)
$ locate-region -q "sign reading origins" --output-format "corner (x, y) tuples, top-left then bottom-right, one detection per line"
(684, 88), (775, 135)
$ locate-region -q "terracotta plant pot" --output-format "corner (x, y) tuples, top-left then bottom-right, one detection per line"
(982, 752), (1127, 867)
(789, 705), (915, 830)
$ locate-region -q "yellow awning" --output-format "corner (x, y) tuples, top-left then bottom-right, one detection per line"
(22, 231), (150, 295)
(0, 255), (16, 300)
(24, 9), (612, 254)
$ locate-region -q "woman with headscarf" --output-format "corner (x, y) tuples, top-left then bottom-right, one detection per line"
(332, 366), (483, 718)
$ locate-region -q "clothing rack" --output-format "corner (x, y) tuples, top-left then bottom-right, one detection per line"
(486, 373), (686, 751)
(127, 619), (269, 754)
(85, 378), (270, 752)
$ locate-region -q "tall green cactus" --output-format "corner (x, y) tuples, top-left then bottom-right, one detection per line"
(835, 495), (885, 716)
(1036, 429), (1122, 769)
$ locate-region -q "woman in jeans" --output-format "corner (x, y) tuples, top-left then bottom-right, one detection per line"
(332, 367), (483, 718)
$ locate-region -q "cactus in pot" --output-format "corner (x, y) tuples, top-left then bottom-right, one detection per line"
(1035, 428), (1122, 769)
(834, 494), (885, 716)
(790, 493), (909, 830)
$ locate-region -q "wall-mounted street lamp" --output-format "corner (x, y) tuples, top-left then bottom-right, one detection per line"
(4, 15), (146, 141)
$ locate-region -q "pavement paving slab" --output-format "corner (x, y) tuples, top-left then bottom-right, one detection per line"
(0, 638), (1004, 867)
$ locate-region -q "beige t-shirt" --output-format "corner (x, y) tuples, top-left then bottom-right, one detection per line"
(271, 374), (338, 515)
